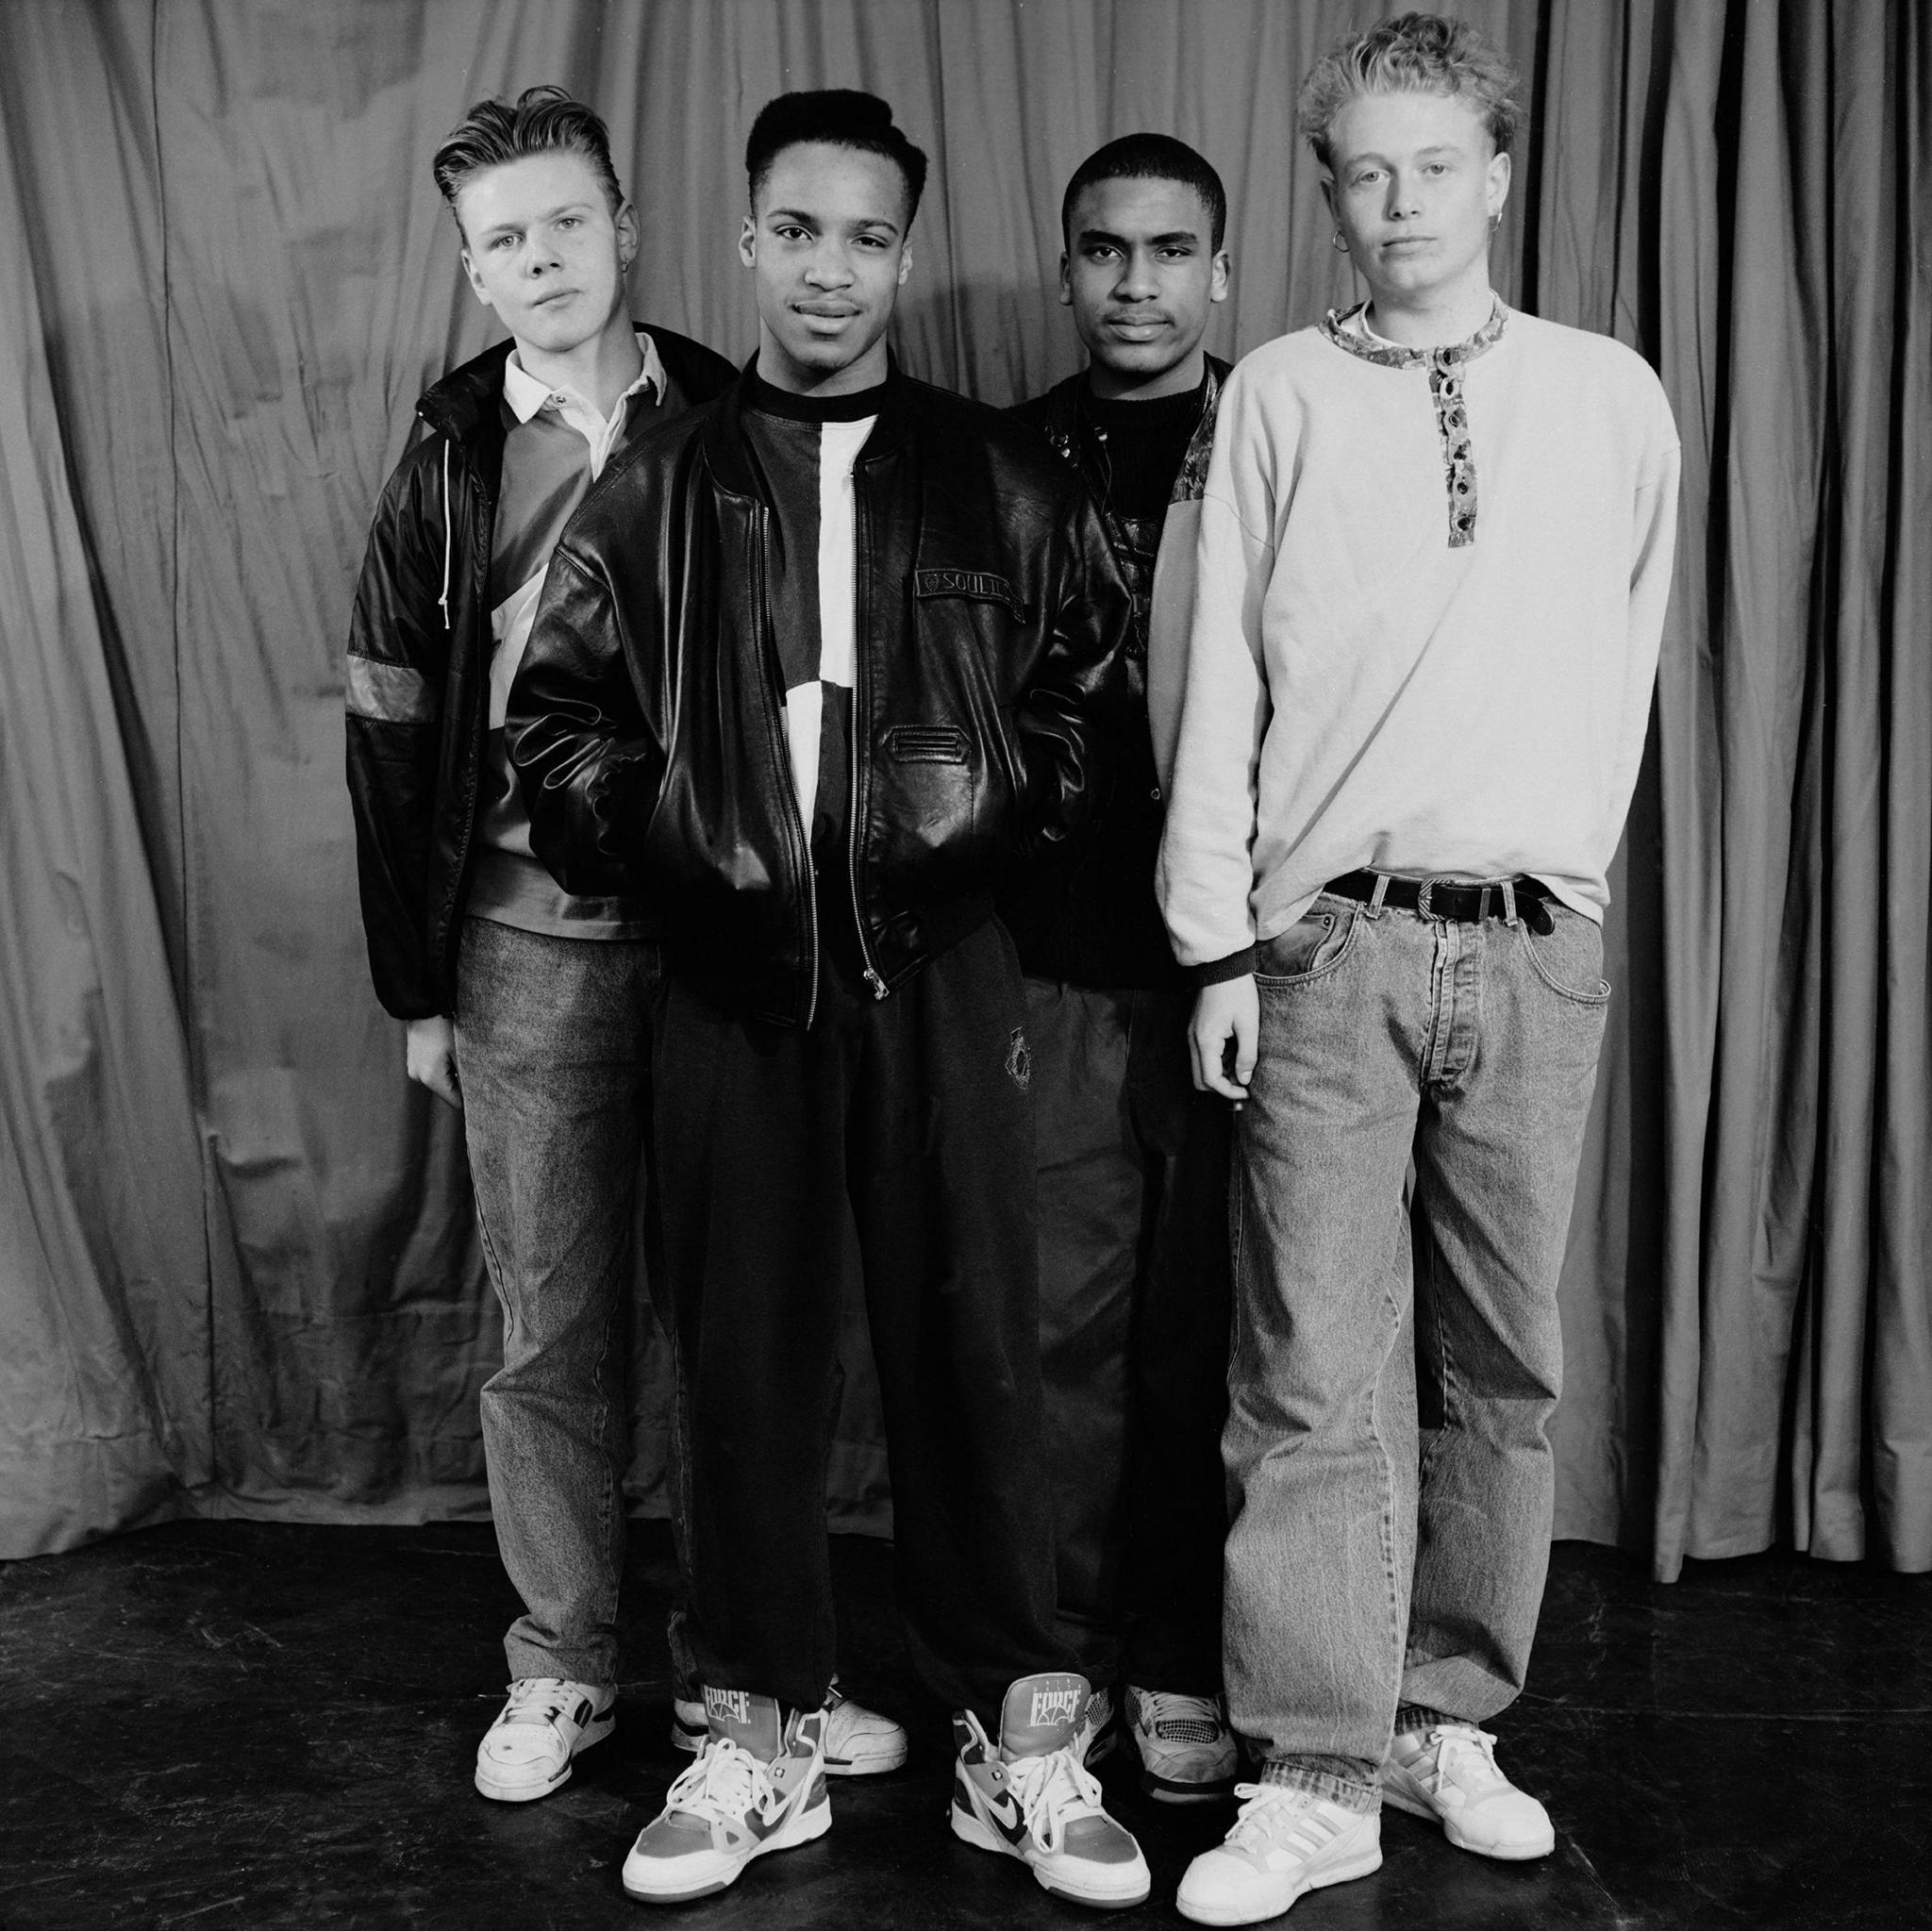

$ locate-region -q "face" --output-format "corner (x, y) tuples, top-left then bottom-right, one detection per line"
(740, 141), (913, 391)
(1322, 89), (1508, 307)
(1060, 176), (1229, 393)
(457, 151), (636, 357)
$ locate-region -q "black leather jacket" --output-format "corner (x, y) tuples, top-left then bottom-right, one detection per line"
(508, 362), (1135, 1029)
(343, 325), (735, 1019)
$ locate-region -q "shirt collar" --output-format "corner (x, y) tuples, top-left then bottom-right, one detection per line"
(503, 328), (664, 423)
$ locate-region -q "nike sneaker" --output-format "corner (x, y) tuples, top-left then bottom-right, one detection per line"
(670, 1674), (907, 1775)
(623, 1689), (829, 1903)
(950, 1672), (1150, 1910)
(473, 1676), (614, 1804)
(1123, 1685), (1239, 1803)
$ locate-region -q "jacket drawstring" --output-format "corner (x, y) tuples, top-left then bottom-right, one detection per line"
(437, 438), (453, 624)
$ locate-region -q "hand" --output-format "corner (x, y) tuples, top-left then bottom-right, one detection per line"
(1190, 975), (1258, 1103)
(405, 1013), (462, 1112)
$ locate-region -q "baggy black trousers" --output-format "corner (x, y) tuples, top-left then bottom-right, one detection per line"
(653, 918), (1070, 1724)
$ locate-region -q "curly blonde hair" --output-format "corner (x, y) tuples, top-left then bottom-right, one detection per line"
(1296, 12), (1521, 171)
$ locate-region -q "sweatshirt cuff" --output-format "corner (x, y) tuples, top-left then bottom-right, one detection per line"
(1192, 945), (1257, 987)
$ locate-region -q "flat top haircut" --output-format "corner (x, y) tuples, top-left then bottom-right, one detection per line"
(433, 84), (625, 230)
(744, 90), (929, 224)
(1060, 133), (1227, 253)
(1297, 11), (1521, 171)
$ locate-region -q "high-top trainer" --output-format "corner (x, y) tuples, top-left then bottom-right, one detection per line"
(669, 1674), (907, 1775)
(1073, 1682), (1117, 1766)
(473, 1676), (614, 1803)
(1381, 1722), (1555, 1859)
(1176, 1783), (1381, 1924)
(623, 1689), (829, 1904)
(950, 1673), (1150, 1910)
(1124, 1686), (1239, 1803)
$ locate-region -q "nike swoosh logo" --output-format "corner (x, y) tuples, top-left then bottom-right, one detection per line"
(982, 1790), (1027, 1844)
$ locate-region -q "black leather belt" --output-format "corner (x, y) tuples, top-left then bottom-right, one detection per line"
(1324, 869), (1556, 934)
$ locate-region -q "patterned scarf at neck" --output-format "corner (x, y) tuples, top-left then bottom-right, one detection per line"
(1320, 296), (1509, 549)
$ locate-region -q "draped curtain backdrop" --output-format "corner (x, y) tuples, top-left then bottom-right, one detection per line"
(2, 0), (1926, 1579)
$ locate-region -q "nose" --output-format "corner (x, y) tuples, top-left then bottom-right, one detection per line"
(1385, 171), (1423, 221)
(525, 234), (563, 276)
(804, 240), (856, 289)
(1114, 247), (1159, 301)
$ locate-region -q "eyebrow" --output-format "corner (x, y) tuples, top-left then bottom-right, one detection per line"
(1076, 226), (1202, 248)
(1344, 144), (1464, 165)
(475, 200), (595, 238)
(765, 206), (902, 236)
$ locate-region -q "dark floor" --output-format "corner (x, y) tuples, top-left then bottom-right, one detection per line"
(2, 1523), (1928, 1931)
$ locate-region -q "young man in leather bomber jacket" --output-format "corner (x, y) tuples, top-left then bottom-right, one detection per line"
(342, 88), (907, 1812)
(508, 91), (1150, 1910)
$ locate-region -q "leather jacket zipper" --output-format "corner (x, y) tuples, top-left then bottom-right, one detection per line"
(751, 507), (821, 1027)
(848, 484), (888, 1001)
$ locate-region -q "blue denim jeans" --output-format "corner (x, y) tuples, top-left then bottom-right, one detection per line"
(1224, 888), (1609, 1811)
(454, 915), (662, 1689)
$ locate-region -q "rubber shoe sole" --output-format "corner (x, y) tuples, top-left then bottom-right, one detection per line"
(950, 1803), (1151, 1910)
(1142, 1764), (1238, 1806)
(622, 1796), (830, 1904)
(1381, 1778), (1556, 1859)
(473, 1705), (614, 1804)
(1175, 1834), (1381, 1925)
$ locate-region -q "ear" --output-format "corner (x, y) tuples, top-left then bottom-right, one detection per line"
(1318, 175), (1337, 225)
(460, 248), (492, 308)
(738, 213), (757, 269)
(1209, 250), (1231, 304)
(1486, 149), (1512, 223)
(1057, 252), (1072, 308)
(615, 198), (641, 269)
(896, 240), (913, 287)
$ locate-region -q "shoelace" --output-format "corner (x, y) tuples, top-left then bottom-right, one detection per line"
(1005, 1745), (1107, 1855)
(1135, 1690), (1224, 1744)
(1225, 1783), (1351, 1859)
(1414, 1723), (1505, 1795)
(499, 1677), (575, 1727)
(664, 1737), (782, 1829)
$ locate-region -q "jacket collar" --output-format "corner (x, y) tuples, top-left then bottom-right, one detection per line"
(702, 351), (913, 498)
(415, 321), (674, 444)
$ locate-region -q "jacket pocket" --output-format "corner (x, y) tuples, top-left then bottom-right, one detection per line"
(884, 724), (969, 764)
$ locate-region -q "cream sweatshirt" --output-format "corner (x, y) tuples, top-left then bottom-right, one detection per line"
(1152, 303), (1679, 975)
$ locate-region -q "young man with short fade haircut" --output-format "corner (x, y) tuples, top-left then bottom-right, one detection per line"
(1155, 16), (1679, 1922)
(1003, 130), (1240, 1805)
(508, 89), (1149, 1908)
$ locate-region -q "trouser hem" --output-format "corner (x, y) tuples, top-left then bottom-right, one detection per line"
(1257, 1759), (1381, 1814)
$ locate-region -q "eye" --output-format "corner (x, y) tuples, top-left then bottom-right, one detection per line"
(490, 233), (517, 250)
(1424, 162), (1449, 176)
(1158, 245), (1193, 260)
(774, 225), (810, 242)
(556, 215), (582, 229)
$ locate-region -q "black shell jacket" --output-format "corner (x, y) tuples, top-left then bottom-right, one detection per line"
(343, 324), (736, 1020)
(506, 361), (1136, 1030)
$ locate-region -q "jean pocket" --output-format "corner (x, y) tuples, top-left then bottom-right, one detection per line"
(1518, 904), (1610, 1004)
(1254, 902), (1357, 985)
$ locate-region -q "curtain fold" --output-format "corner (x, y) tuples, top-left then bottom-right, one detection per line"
(1, 0), (1925, 1574)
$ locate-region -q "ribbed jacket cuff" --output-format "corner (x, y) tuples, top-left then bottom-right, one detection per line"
(1192, 945), (1257, 987)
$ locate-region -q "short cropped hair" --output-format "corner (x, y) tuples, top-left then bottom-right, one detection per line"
(432, 85), (625, 232)
(1297, 12), (1521, 172)
(744, 90), (929, 225)
(1060, 133), (1227, 253)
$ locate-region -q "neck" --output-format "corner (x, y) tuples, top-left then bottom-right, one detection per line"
(512, 308), (641, 416)
(1361, 263), (1496, 350)
(1085, 342), (1206, 403)
(757, 324), (890, 397)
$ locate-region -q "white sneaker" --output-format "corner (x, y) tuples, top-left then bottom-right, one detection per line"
(951, 1673), (1150, 1909)
(1381, 1723), (1555, 1859)
(1124, 1686), (1239, 1803)
(473, 1676), (614, 1804)
(670, 1674), (907, 1775)
(1176, 1783), (1381, 1924)
(1073, 1682), (1117, 1766)
(623, 1691), (829, 1903)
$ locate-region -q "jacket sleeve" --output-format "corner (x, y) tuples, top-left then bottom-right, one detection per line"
(1018, 482), (1135, 855)
(343, 442), (452, 1022)
(506, 543), (664, 899)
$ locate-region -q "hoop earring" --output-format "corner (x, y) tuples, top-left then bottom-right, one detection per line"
(1332, 229), (1349, 253)
(1489, 212), (1502, 232)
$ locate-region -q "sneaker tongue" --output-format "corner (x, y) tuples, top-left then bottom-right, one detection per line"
(999, 1673), (1088, 1760)
(702, 1687), (782, 1760)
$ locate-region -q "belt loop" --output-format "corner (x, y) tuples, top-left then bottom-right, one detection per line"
(1501, 877), (1520, 927)
(1368, 872), (1391, 920)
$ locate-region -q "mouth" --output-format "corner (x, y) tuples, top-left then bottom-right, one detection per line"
(530, 288), (579, 308)
(1104, 316), (1170, 336)
(1379, 236), (1434, 252)
(794, 302), (861, 320)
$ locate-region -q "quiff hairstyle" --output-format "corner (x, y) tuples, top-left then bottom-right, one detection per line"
(432, 85), (625, 235)
(744, 90), (929, 225)
(1296, 11), (1521, 171)
(1060, 133), (1228, 253)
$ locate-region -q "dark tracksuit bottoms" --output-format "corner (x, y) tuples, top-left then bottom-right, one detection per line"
(653, 915), (1071, 1727)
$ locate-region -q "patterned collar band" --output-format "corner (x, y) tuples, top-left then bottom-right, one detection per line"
(1320, 297), (1509, 548)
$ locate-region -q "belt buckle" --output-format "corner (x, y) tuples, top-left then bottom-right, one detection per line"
(1416, 875), (1446, 921)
